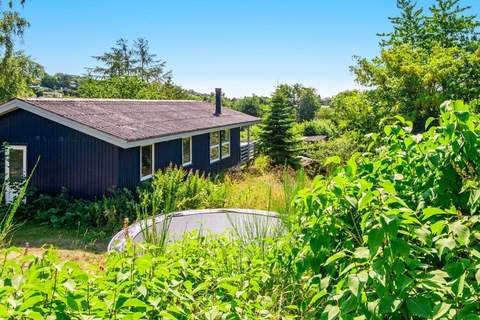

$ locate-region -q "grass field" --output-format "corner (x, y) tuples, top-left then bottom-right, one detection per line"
(8, 222), (111, 267)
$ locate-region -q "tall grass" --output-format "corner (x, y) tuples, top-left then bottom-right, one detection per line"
(223, 168), (310, 225)
(135, 167), (225, 249)
(132, 165), (309, 247)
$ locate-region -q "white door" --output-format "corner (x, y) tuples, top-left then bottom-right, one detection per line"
(4, 145), (27, 204)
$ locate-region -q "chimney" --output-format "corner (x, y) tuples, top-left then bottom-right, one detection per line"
(214, 88), (222, 116)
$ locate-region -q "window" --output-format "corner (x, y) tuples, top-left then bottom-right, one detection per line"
(4, 145), (27, 204)
(182, 137), (192, 166)
(210, 131), (220, 163)
(140, 144), (154, 181)
(221, 129), (230, 158)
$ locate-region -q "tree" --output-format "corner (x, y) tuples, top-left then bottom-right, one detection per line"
(380, 0), (479, 51)
(78, 75), (192, 100)
(233, 95), (268, 117)
(378, 0), (425, 48)
(353, 0), (480, 130)
(426, 0), (479, 50)
(331, 90), (383, 134)
(353, 44), (480, 130)
(259, 85), (300, 168)
(89, 39), (136, 79)
(0, 11), (28, 62)
(297, 88), (320, 122)
(133, 38), (170, 82)
(0, 52), (45, 102)
(89, 38), (171, 82)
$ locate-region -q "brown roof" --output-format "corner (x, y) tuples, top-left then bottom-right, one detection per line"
(19, 98), (260, 143)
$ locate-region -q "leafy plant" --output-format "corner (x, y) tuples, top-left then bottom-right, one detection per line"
(294, 101), (480, 318)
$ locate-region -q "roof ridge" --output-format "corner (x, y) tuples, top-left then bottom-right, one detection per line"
(20, 97), (207, 103)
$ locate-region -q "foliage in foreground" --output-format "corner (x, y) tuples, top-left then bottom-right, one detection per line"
(0, 234), (310, 319)
(295, 101), (480, 318)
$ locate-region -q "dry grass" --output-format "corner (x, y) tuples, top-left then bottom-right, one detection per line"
(224, 168), (310, 217)
(7, 223), (111, 268)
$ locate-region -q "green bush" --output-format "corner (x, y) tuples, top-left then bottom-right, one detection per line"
(297, 119), (339, 138)
(301, 132), (359, 176)
(31, 188), (136, 229)
(293, 101), (480, 318)
(0, 234), (310, 318)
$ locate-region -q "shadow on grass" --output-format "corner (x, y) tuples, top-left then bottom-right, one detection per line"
(8, 221), (113, 254)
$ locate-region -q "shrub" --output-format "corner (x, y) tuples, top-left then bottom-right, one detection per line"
(293, 101), (480, 318)
(0, 234), (312, 318)
(301, 132), (359, 176)
(30, 188), (136, 230)
(299, 119), (338, 137)
(137, 166), (225, 218)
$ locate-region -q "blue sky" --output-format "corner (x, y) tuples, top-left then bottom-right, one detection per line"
(16, 0), (479, 98)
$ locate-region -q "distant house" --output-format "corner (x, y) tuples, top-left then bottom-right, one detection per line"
(0, 89), (260, 200)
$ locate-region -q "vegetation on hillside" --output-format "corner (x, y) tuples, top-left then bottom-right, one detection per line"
(1, 0), (480, 318)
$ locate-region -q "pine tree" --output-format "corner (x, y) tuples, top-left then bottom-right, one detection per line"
(259, 85), (300, 168)
(378, 0), (425, 48)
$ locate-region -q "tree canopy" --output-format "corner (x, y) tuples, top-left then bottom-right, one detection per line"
(88, 38), (171, 82)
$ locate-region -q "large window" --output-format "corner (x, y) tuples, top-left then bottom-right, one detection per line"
(140, 144), (154, 181)
(182, 137), (192, 166)
(210, 129), (230, 163)
(221, 129), (230, 158)
(210, 131), (220, 163)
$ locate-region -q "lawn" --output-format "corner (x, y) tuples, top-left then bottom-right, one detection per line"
(8, 222), (110, 268)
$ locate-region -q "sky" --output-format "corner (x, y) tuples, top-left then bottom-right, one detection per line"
(14, 0), (479, 98)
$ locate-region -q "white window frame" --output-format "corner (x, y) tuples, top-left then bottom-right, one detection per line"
(4, 145), (27, 204)
(209, 132), (220, 163)
(140, 144), (155, 181)
(221, 129), (231, 159)
(5, 145), (27, 180)
(182, 136), (192, 166)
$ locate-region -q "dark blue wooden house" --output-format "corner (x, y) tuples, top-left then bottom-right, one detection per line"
(0, 89), (259, 199)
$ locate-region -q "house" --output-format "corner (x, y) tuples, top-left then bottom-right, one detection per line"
(0, 89), (260, 200)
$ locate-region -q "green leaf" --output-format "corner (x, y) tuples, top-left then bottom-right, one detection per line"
(137, 284), (147, 297)
(347, 275), (362, 297)
(384, 125), (392, 136)
(380, 181), (396, 194)
(432, 302), (451, 320)
(450, 222), (470, 246)
(358, 192), (374, 211)
(407, 297), (433, 318)
(308, 290), (327, 307)
(422, 207), (445, 220)
(66, 295), (79, 312)
(379, 296), (400, 314)
(425, 117), (435, 129)
(325, 251), (347, 266)
(123, 298), (148, 308)
(431, 221), (446, 235)
(391, 239), (410, 258)
(353, 247), (370, 260)
(368, 228), (384, 255)
(326, 305), (340, 320)
(19, 295), (44, 311)
(325, 156), (341, 166)
(435, 238), (456, 258)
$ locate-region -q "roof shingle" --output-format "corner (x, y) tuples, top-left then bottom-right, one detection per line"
(20, 98), (260, 142)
